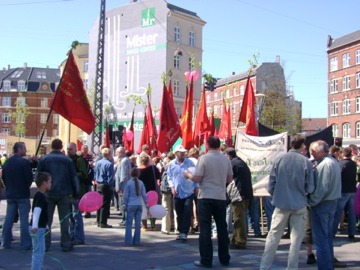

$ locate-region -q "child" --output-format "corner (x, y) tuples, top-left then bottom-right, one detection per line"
(29, 172), (52, 270)
(123, 168), (148, 246)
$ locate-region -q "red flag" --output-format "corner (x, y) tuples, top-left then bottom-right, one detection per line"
(157, 84), (181, 153)
(137, 112), (148, 154)
(167, 80), (175, 110)
(77, 140), (83, 151)
(239, 76), (258, 136)
(103, 119), (110, 148)
(218, 99), (229, 139)
(227, 106), (233, 147)
(193, 86), (211, 147)
(125, 108), (135, 154)
(209, 111), (215, 137)
(181, 79), (194, 150)
(145, 99), (157, 150)
(180, 84), (189, 132)
(49, 51), (95, 134)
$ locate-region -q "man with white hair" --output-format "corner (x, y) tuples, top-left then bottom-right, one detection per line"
(168, 145), (197, 241)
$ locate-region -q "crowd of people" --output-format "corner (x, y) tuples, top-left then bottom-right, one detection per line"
(0, 136), (360, 269)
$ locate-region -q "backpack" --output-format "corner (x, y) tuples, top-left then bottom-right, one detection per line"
(160, 169), (171, 194)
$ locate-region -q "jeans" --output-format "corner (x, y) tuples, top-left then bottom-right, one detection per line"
(249, 197), (261, 235)
(311, 201), (337, 270)
(125, 205), (142, 245)
(96, 183), (113, 225)
(1, 198), (32, 249)
(230, 199), (250, 247)
(333, 192), (356, 237)
(174, 194), (194, 234)
(29, 227), (46, 270)
(263, 196), (275, 231)
(46, 194), (72, 251)
(260, 206), (307, 270)
(197, 199), (230, 267)
(161, 193), (174, 233)
(69, 200), (85, 242)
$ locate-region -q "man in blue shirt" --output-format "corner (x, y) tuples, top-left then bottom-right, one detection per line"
(95, 148), (115, 228)
(168, 145), (198, 241)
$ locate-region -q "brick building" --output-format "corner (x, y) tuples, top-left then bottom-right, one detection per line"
(327, 29), (360, 144)
(0, 65), (60, 141)
(206, 57), (286, 135)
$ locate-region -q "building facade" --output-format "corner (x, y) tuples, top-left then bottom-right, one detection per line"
(88, 0), (205, 147)
(327, 29), (360, 144)
(207, 58), (286, 135)
(0, 64), (60, 152)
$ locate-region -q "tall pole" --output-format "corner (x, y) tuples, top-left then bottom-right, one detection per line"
(91, 0), (106, 153)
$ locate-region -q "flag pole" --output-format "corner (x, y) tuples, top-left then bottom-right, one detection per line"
(35, 49), (73, 155)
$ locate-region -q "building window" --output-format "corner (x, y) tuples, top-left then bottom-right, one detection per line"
(342, 53), (350, 68)
(39, 129), (48, 137)
(343, 123), (351, 138)
(1, 128), (10, 134)
(53, 114), (59, 124)
(83, 79), (88, 91)
(206, 94), (211, 103)
(84, 60), (89, 72)
(356, 73), (360, 88)
(40, 114), (47, 124)
(2, 97), (11, 107)
(357, 122), (360, 138)
(233, 87), (237, 96)
(174, 56), (180, 69)
(356, 97), (360, 113)
(11, 70), (23, 78)
(52, 129), (58, 137)
(343, 99), (350, 114)
(220, 104), (223, 116)
(175, 107), (180, 117)
(41, 98), (48, 108)
(226, 89), (230, 98)
(332, 124), (338, 137)
(356, 50), (360, 65)
(17, 97), (26, 107)
(214, 105), (218, 115)
(189, 57), (195, 71)
(16, 113), (25, 124)
(330, 79), (338, 93)
(232, 102), (236, 113)
(330, 57), (338, 71)
(343, 75), (350, 91)
(189, 31), (195, 47)
(36, 71), (46, 79)
(214, 92), (218, 101)
(240, 85), (245, 95)
(2, 113), (10, 123)
(173, 80), (180, 96)
(18, 81), (25, 91)
(174, 27), (180, 42)
(3, 81), (10, 91)
(330, 101), (338, 115)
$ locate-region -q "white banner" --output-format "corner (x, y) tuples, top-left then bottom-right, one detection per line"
(235, 130), (288, 196)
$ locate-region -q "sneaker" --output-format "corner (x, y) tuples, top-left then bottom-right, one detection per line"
(99, 224), (113, 228)
(306, 253), (316, 264)
(176, 233), (187, 240)
(141, 227), (148, 232)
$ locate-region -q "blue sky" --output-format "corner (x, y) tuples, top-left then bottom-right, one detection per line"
(0, 0), (359, 118)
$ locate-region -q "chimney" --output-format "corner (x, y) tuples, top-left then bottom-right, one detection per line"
(230, 72), (235, 76)
(276, 55), (280, 63)
(46, 65), (49, 69)
(7, 65), (10, 70)
(130, 0), (137, 2)
(24, 62), (27, 68)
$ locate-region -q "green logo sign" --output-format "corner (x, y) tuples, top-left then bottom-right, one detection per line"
(142, 8), (155, 27)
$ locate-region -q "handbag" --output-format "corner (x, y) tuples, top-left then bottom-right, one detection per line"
(160, 169), (171, 194)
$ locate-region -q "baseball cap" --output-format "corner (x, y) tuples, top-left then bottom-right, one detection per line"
(174, 145), (187, 153)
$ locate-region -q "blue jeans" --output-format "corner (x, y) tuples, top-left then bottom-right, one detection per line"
(69, 200), (85, 242)
(249, 197), (261, 235)
(311, 201), (337, 270)
(174, 194), (194, 234)
(29, 227), (46, 270)
(263, 196), (275, 231)
(125, 205), (142, 245)
(333, 192), (356, 237)
(1, 198), (32, 249)
(197, 199), (230, 267)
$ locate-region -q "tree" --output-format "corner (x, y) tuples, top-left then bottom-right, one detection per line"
(7, 93), (30, 138)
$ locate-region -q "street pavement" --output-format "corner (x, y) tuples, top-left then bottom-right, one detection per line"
(0, 199), (359, 270)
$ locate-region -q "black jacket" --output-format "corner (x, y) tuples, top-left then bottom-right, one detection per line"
(231, 157), (253, 200)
